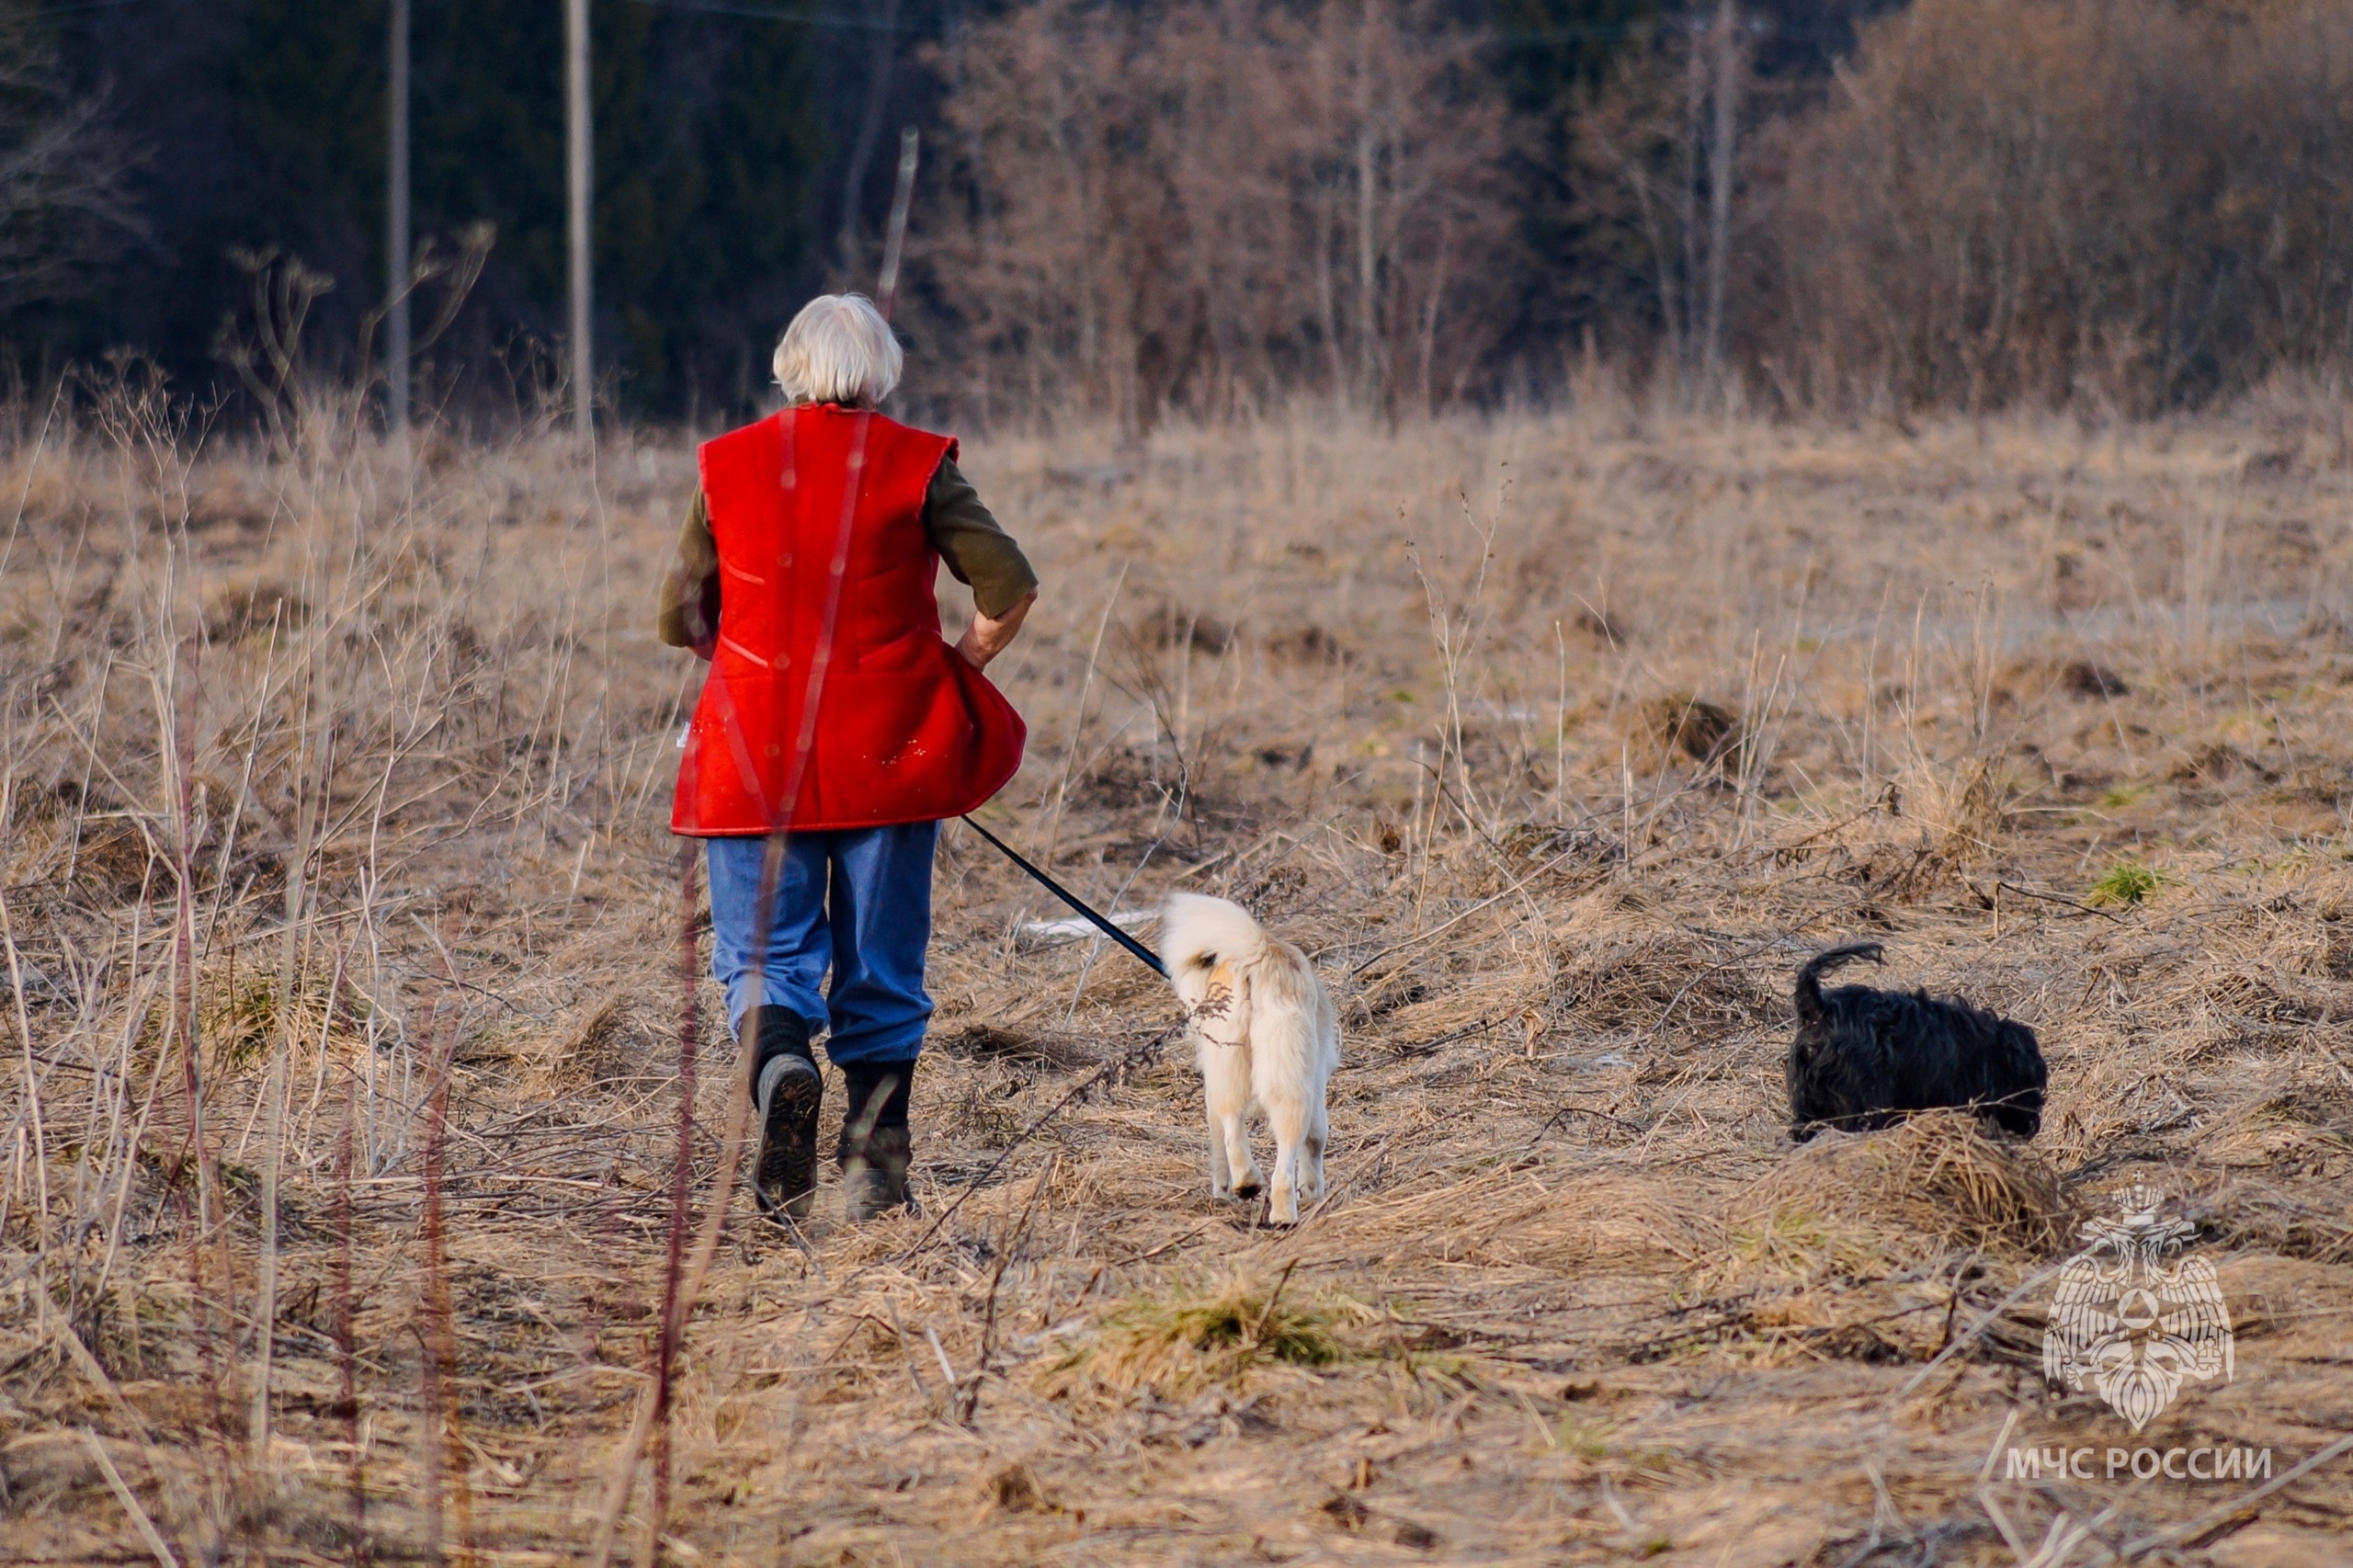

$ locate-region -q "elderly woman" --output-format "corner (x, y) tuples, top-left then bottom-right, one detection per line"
(657, 294), (1037, 1223)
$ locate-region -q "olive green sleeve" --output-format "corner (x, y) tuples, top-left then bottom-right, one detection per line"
(924, 458), (1039, 619)
(655, 488), (722, 653)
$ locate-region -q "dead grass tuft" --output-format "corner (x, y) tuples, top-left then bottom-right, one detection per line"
(1736, 1111), (2071, 1262)
(1632, 692), (1740, 768)
(1573, 603), (1631, 648)
(535, 993), (665, 1086)
(975, 1460), (1056, 1517)
(1133, 600), (1234, 656)
(65, 818), (156, 898)
(1898, 755), (2011, 867)
(935, 1022), (1099, 1070)
(2180, 1176), (2353, 1264)
(1266, 622), (1346, 664)
(2060, 657), (2130, 698)
(204, 581), (311, 642)
(1550, 887), (1780, 1032)
(1051, 1271), (1379, 1395)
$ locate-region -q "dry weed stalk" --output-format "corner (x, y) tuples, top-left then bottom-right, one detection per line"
(332, 1062), (365, 1563)
(643, 850), (701, 1566)
(415, 985), (470, 1568)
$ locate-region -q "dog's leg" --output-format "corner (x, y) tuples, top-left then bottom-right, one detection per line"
(1262, 1096), (1309, 1223)
(1224, 1106), (1264, 1201)
(1205, 1077), (1256, 1199)
(1204, 1099), (1233, 1199)
(1302, 1095), (1329, 1207)
(1199, 1029), (1259, 1200)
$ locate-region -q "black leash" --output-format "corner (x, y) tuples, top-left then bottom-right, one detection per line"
(959, 814), (1167, 978)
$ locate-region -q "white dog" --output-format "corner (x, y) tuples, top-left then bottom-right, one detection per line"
(1159, 892), (1339, 1223)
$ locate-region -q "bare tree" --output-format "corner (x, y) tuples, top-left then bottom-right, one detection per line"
(1570, 7), (1749, 408)
(0, 17), (141, 314)
(926, 0), (1515, 427)
(1751, 0), (2353, 415)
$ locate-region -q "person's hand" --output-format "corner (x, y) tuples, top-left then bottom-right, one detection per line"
(955, 589), (1036, 671)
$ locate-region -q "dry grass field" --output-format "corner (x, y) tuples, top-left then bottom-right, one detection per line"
(4, 388), (2353, 1566)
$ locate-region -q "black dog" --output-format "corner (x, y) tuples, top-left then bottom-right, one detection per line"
(1787, 942), (2046, 1142)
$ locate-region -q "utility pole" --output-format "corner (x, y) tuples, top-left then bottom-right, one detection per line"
(566, 0), (593, 437)
(387, 0), (411, 433)
(1701, 0), (1739, 408)
(835, 0), (904, 278)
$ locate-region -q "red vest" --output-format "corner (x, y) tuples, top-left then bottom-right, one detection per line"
(671, 406), (1027, 836)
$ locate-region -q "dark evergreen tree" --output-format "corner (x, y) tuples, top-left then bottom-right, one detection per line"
(25, 0), (826, 421)
(1491, 0), (1660, 360)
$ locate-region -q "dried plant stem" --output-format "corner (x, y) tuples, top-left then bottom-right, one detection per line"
(588, 847), (755, 1568)
(586, 1075), (754, 1568)
(83, 1432), (180, 1568)
(0, 878), (51, 1244)
(158, 631), (234, 1472)
(640, 850), (703, 1568)
(254, 676), (324, 1461)
(1041, 564), (1126, 864)
(88, 939), (168, 1312)
(249, 1040), (285, 1458)
(956, 1152), (1058, 1425)
(334, 1063), (366, 1564)
(416, 989), (472, 1568)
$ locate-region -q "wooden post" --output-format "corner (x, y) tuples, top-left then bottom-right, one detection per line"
(566, 0), (593, 437)
(387, 0), (411, 432)
(1701, 0), (1738, 407)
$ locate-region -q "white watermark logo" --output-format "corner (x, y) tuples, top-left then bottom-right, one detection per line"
(2002, 1445), (2270, 1482)
(2042, 1185), (2234, 1432)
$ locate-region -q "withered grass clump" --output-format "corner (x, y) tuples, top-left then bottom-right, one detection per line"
(934, 1022), (1099, 1070)
(1633, 692), (1741, 767)
(1552, 927), (1779, 1033)
(1052, 1272), (1378, 1395)
(1737, 1111), (2071, 1262)
(2060, 658), (2130, 699)
(975, 1460), (1057, 1518)
(532, 993), (663, 1087)
(2177, 1176), (2353, 1265)
(1936, 757), (2007, 858)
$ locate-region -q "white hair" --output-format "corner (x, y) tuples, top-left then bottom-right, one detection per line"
(771, 293), (903, 406)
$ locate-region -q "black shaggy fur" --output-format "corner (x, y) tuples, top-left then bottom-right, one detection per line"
(1786, 942), (2047, 1142)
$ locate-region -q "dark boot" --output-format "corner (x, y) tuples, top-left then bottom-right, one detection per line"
(838, 1060), (914, 1221)
(746, 1009), (821, 1223)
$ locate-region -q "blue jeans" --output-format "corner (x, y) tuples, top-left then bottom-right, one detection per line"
(704, 824), (938, 1064)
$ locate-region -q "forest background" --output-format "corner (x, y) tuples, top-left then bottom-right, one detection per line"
(7, 0), (2351, 428)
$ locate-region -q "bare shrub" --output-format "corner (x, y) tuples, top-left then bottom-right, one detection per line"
(927, 0), (1515, 426)
(1568, 4), (1752, 406)
(0, 14), (141, 312)
(1752, 0), (2353, 414)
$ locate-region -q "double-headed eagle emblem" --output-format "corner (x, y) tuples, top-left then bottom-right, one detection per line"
(2043, 1185), (2234, 1431)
